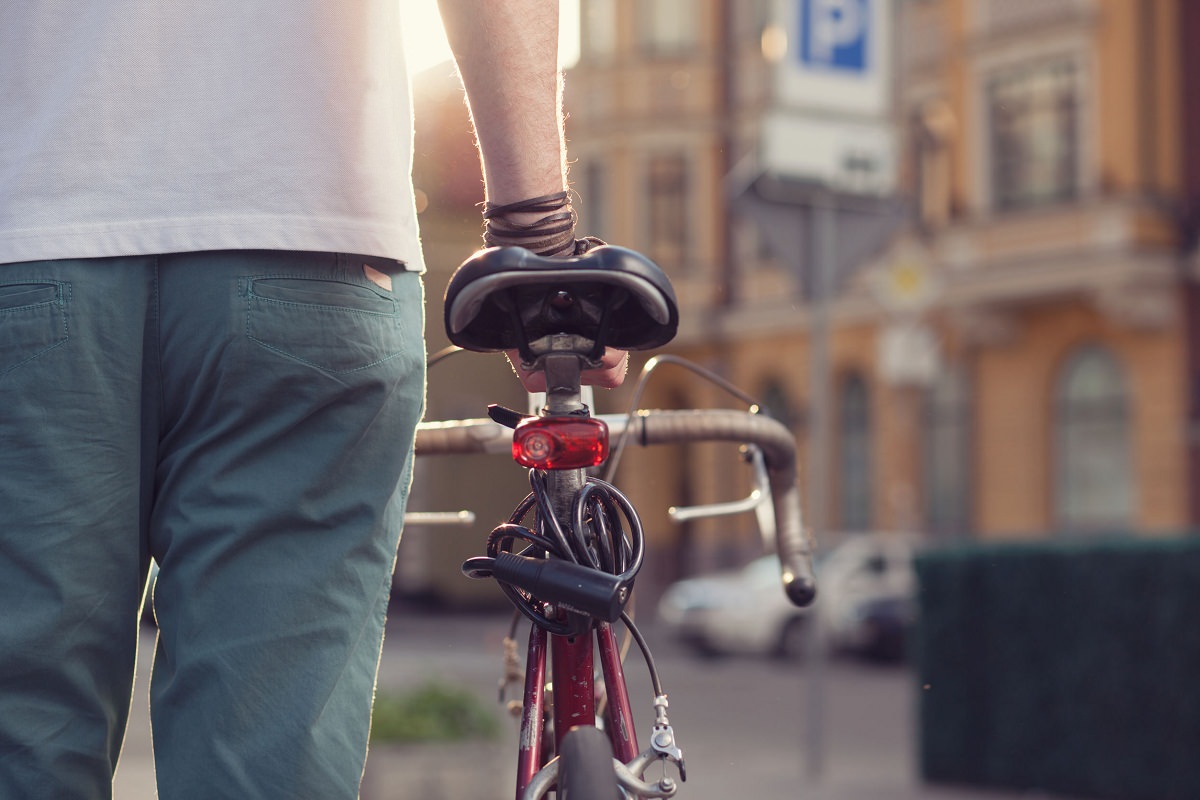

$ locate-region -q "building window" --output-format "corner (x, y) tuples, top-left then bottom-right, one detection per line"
(759, 378), (799, 432)
(638, 0), (700, 57)
(581, 0), (617, 61)
(837, 371), (872, 531)
(579, 159), (609, 241)
(735, 0), (772, 43)
(646, 153), (688, 269)
(988, 59), (1079, 210)
(923, 367), (971, 537)
(1053, 345), (1134, 533)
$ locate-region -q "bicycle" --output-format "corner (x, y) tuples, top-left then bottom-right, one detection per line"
(413, 244), (817, 799)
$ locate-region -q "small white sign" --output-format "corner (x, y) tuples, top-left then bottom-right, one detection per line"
(761, 112), (896, 195)
(870, 242), (942, 313)
(878, 321), (941, 386)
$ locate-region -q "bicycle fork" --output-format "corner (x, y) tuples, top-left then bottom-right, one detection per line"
(516, 622), (616, 797)
(516, 622), (683, 799)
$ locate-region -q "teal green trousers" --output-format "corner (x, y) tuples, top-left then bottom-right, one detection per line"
(0, 250), (426, 799)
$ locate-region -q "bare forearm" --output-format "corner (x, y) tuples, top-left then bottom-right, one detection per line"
(436, 0), (567, 205)
(435, 1), (629, 390)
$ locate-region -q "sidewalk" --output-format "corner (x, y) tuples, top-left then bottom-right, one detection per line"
(114, 616), (1077, 800)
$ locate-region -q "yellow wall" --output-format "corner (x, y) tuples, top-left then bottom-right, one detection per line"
(973, 300), (1188, 537)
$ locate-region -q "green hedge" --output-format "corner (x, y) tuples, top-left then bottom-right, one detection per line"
(914, 536), (1200, 800)
(370, 682), (499, 744)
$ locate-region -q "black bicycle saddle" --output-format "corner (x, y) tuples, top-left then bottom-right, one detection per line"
(443, 246), (679, 358)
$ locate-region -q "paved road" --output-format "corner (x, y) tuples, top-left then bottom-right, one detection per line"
(113, 612), (1070, 800)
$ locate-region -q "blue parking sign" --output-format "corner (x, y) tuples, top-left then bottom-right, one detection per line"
(799, 0), (870, 73)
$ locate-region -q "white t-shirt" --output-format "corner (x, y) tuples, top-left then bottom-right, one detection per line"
(0, 1), (424, 271)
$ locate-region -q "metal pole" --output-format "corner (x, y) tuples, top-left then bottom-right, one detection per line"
(804, 189), (835, 781)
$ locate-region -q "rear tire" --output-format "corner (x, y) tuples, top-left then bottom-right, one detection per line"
(558, 725), (619, 799)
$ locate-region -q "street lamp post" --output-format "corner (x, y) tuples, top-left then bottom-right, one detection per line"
(730, 168), (904, 782)
(803, 187), (837, 780)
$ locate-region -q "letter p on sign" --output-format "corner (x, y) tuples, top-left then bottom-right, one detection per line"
(799, 0), (869, 73)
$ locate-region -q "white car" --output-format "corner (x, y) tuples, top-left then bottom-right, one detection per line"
(656, 554), (808, 658)
(656, 533), (922, 661)
(816, 533), (921, 660)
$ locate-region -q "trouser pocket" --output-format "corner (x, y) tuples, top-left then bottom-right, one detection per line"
(0, 281), (69, 376)
(243, 275), (407, 373)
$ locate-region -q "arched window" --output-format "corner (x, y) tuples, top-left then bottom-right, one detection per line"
(837, 371), (872, 531)
(923, 367), (972, 537)
(1054, 345), (1134, 532)
(758, 377), (799, 432)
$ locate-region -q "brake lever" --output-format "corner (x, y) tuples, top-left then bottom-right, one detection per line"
(666, 447), (774, 543)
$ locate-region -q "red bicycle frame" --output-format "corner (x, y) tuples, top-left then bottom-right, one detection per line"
(515, 622), (639, 798)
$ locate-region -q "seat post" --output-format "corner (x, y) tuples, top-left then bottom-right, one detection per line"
(541, 343), (586, 417)
(537, 339), (589, 530)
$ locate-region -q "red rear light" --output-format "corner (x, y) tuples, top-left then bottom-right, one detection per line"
(512, 417), (609, 470)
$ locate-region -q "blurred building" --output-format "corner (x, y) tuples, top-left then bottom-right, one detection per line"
(563, 0), (1200, 582)
(400, 0), (1199, 605)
